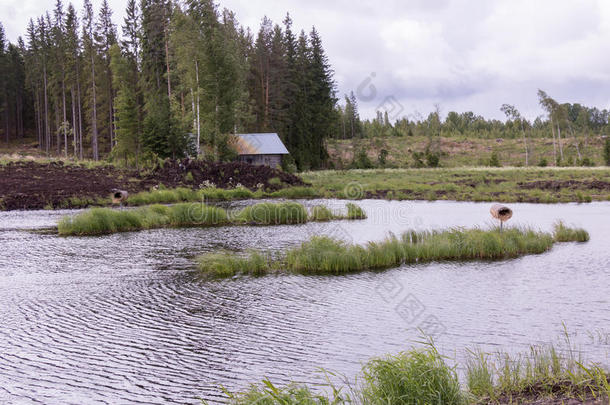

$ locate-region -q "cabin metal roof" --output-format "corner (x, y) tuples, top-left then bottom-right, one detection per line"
(235, 133), (290, 155)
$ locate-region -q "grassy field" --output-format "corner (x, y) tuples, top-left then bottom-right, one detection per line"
(196, 223), (588, 278)
(301, 167), (610, 203)
(57, 202), (365, 236)
(217, 339), (609, 404)
(327, 135), (608, 168)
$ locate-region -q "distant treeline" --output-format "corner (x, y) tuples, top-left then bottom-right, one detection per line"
(0, 0), (335, 170)
(335, 90), (610, 166)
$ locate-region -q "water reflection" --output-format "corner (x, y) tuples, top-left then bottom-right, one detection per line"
(0, 200), (609, 404)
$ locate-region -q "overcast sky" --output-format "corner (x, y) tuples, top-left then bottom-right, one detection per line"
(2, 0), (609, 120)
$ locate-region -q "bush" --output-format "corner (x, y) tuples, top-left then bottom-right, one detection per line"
(538, 158), (548, 167)
(604, 137), (610, 166)
(489, 151), (501, 167)
(378, 149), (389, 167)
(351, 149), (374, 169)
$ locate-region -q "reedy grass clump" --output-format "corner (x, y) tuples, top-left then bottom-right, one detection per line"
(466, 341), (610, 402)
(197, 224), (588, 277)
(196, 251), (271, 279)
(553, 221), (590, 242)
(235, 202), (308, 225)
(126, 186), (321, 207)
(360, 347), (464, 405)
(346, 203), (367, 219)
(218, 340), (609, 405)
(58, 202), (366, 236)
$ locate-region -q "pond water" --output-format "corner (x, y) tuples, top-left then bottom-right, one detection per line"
(0, 200), (609, 404)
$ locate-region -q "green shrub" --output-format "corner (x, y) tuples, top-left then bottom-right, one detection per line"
(489, 151), (501, 167)
(604, 138), (610, 166)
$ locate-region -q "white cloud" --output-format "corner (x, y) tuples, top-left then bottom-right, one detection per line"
(3, 0), (610, 120)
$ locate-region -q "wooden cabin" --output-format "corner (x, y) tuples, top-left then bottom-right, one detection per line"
(235, 133), (290, 168)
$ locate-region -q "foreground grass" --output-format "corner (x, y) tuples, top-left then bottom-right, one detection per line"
(57, 202), (366, 236)
(197, 223), (589, 278)
(301, 167), (610, 203)
(217, 339), (609, 405)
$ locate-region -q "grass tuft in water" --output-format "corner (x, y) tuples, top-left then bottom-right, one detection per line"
(346, 202), (367, 219)
(235, 202), (308, 225)
(553, 221), (590, 242)
(58, 202), (364, 236)
(196, 251), (271, 279)
(197, 224), (588, 277)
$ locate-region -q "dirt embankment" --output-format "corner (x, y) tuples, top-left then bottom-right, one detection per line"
(0, 159), (307, 211)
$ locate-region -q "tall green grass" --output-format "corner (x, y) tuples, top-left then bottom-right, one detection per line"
(217, 340), (609, 405)
(553, 221), (590, 242)
(197, 225), (588, 277)
(58, 202), (366, 236)
(466, 339), (610, 401)
(235, 202), (308, 225)
(360, 346), (464, 404)
(126, 186), (320, 207)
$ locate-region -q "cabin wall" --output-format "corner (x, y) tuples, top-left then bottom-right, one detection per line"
(238, 154), (283, 169)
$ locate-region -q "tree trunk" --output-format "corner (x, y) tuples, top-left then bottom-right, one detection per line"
(557, 124), (564, 161)
(195, 60), (201, 156)
(43, 63), (50, 155)
(72, 88), (77, 157)
(521, 122), (528, 166)
(62, 79), (68, 157)
(91, 52), (99, 161)
(77, 69), (84, 160)
(550, 118), (557, 165)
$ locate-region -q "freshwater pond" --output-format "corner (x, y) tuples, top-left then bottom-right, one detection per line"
(0, 200), (609, 404)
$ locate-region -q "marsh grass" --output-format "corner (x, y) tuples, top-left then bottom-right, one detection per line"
(58, 202), (366, 236)
(553, 221), (590, 242)
(196, 251), (271, 279)
(126, 186), (321, 207)
(235, 202), (308, 225)
(217, 339), (608, 405)
(127, 187), (259, 206)
(466, 341), (610, 402)
(346, 203), (367, 219)
(197, 225), (587, 277)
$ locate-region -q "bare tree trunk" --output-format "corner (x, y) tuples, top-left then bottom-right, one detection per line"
(62, 80), (68, 157)
(550, 118), (557, 164)
(43, 63), (50, 155)
(35, 90), (42, 149)
(72, 89), (77, 157)
(77, 71), (83, 160)
(91, 52), (99, 161)
(195, 60), (201, 156)
(557, 124), (564, 161)
(521, 122), (528, 166)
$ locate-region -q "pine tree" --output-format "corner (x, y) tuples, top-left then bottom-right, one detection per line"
(96, 0), (117, 154)
(82, 0), (99, 160)
(308, 26), (335, 166)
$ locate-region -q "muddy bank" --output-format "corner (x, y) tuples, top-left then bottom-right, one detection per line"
(0, 159), (307, 211)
